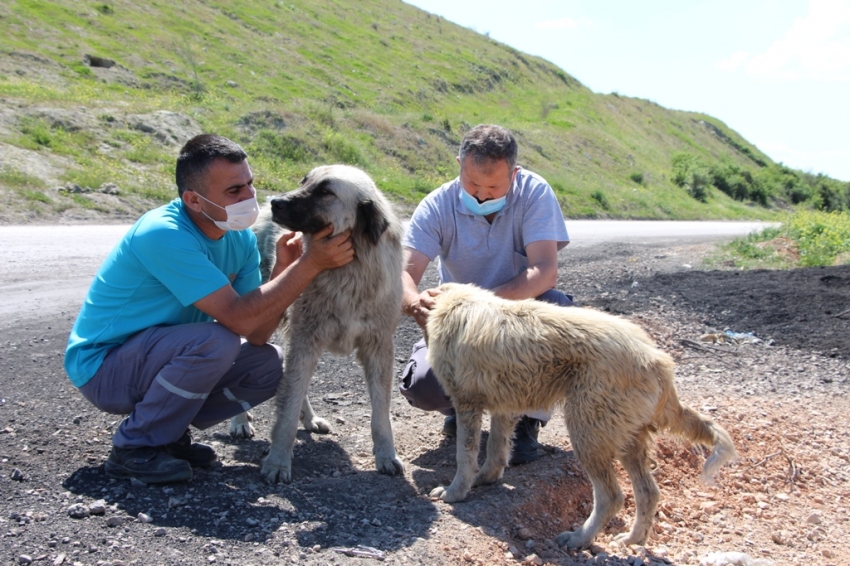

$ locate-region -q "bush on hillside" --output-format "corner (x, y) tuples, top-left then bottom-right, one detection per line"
(671, 152), (710, 202)
(590, 190), (609, 209)
(672, 154), (849, 212)
(709, 161), (770, 205)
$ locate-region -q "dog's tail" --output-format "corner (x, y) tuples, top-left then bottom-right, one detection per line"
(654, 366), (737, 485)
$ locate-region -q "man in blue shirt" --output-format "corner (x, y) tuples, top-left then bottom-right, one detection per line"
(65, 134), (353, 483)
(399, 124), (574, 465)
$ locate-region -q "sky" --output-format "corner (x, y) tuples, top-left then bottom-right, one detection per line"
(404, 0), (850, 182)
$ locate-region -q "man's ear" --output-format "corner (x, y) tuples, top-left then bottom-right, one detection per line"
(182, 190), (202, 212)
(511, 166), (520, 184)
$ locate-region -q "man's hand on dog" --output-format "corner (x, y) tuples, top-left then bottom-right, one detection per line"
(272, 225), (354, 278)
(271, 230), (304, 278)
(405, 287), (442, 328)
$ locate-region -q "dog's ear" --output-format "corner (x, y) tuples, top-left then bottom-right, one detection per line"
(356, 199), (389, 246)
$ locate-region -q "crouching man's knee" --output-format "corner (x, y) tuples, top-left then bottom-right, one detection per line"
(399, 338), (454, 415)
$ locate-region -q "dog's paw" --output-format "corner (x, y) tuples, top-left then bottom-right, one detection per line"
(260, 459), (292, 484)
(303, 416), (331, 435)
(473, 465), (504, 486)
(229, 412), (255, 438)
(613, 531), (648, 547)
(429, 483), (467, 503)
(555, 530), (591, 549)
(376, 455), (404, 476)
(429, 485), (448, 500)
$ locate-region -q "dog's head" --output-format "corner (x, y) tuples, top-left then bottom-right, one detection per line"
(269, 165), (390, 246)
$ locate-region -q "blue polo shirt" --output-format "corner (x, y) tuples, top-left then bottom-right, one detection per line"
(64, 198), (262, 387)
(404, 168), (569, 289)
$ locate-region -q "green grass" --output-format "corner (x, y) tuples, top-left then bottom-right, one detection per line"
(14, 116), (98, 157)
(0, 168), (47, 189)
(21, 189), (52, 203)
(786, 210), (850, 266)
(715, 211), (850, 268)
(0, 0), (846, 222)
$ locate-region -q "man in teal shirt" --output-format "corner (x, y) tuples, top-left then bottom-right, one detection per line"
(66, 134), (353, 483)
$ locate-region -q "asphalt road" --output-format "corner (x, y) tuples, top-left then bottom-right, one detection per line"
(0, 220), (773, 320)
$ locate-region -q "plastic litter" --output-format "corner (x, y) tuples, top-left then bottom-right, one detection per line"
(699, 551), (774, 566)
(699, 331), (762, 344)
(724, 330), (762, 344)
(330, 545), (386, 560)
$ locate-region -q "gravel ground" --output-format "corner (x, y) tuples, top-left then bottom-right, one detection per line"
(1, 238), (848, 566)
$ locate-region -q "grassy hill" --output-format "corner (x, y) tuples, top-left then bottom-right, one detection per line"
(1, 0), (847, 223)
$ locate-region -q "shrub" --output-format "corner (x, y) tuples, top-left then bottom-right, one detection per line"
(786, 210), (850, 266)
(816, 177), (844, 212)
(708, 162), (767, 204)
(590, 190), (609, 209)
(686, 171), (710, 203)
(629, 172), (644, 185)
(671, 152), (709, 202)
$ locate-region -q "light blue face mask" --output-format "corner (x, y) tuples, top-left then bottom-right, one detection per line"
(460, 189), (507, 216)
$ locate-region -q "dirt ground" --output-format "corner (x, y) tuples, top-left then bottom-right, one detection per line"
(1, 238), (848, 566)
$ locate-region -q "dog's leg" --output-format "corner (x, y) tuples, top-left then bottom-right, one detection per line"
(260, 346), (320, 484)
(431, 406), (481, 502)
(357, 338), (404, 476)
(615, 430), (660, 546)
(473, 412), (515, 486)
(299, 395), (330, 434)
(556, 425), (625, 549)
(229, 411), (255, 438)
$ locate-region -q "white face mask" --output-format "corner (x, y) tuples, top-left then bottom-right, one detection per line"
(196, 192), (260, 231)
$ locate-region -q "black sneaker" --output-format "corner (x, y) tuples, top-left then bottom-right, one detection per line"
(509, 417), (544, 466)
(441, 415), (457, 437)
(164, 430), (217, 467)
(104, 446), (193, 484)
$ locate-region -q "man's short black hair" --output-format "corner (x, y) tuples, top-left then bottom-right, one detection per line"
(176, 134), (248, 196)
(458, 124), (518, 172)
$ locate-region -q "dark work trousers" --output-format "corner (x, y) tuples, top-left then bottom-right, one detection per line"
(78, 322), (283, 449)
(399, 289), (576, 418)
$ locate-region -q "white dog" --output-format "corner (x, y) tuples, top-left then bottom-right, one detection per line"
(231, 165), (405, 483)
(425, 283), (736, 548)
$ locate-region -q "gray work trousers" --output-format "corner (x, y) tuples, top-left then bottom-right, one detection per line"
(78, 322), (283, 449)
(399, 289), (576, 419)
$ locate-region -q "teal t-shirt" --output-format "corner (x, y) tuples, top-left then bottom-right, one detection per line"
(64, 198), (262, 387)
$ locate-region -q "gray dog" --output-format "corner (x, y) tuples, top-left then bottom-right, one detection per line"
(231, 165), (405, 483)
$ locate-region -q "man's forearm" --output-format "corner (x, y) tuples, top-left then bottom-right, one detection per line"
(212, 257), (321, 339)
(244, 309), (285, 346)
(401, 271), (422, 316)
(492, 263), (557, 300)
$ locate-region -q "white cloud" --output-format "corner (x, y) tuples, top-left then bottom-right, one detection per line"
(725, 0), (850, 81)
(716, 50), (751, 71)
(535, 17), (579, 30)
